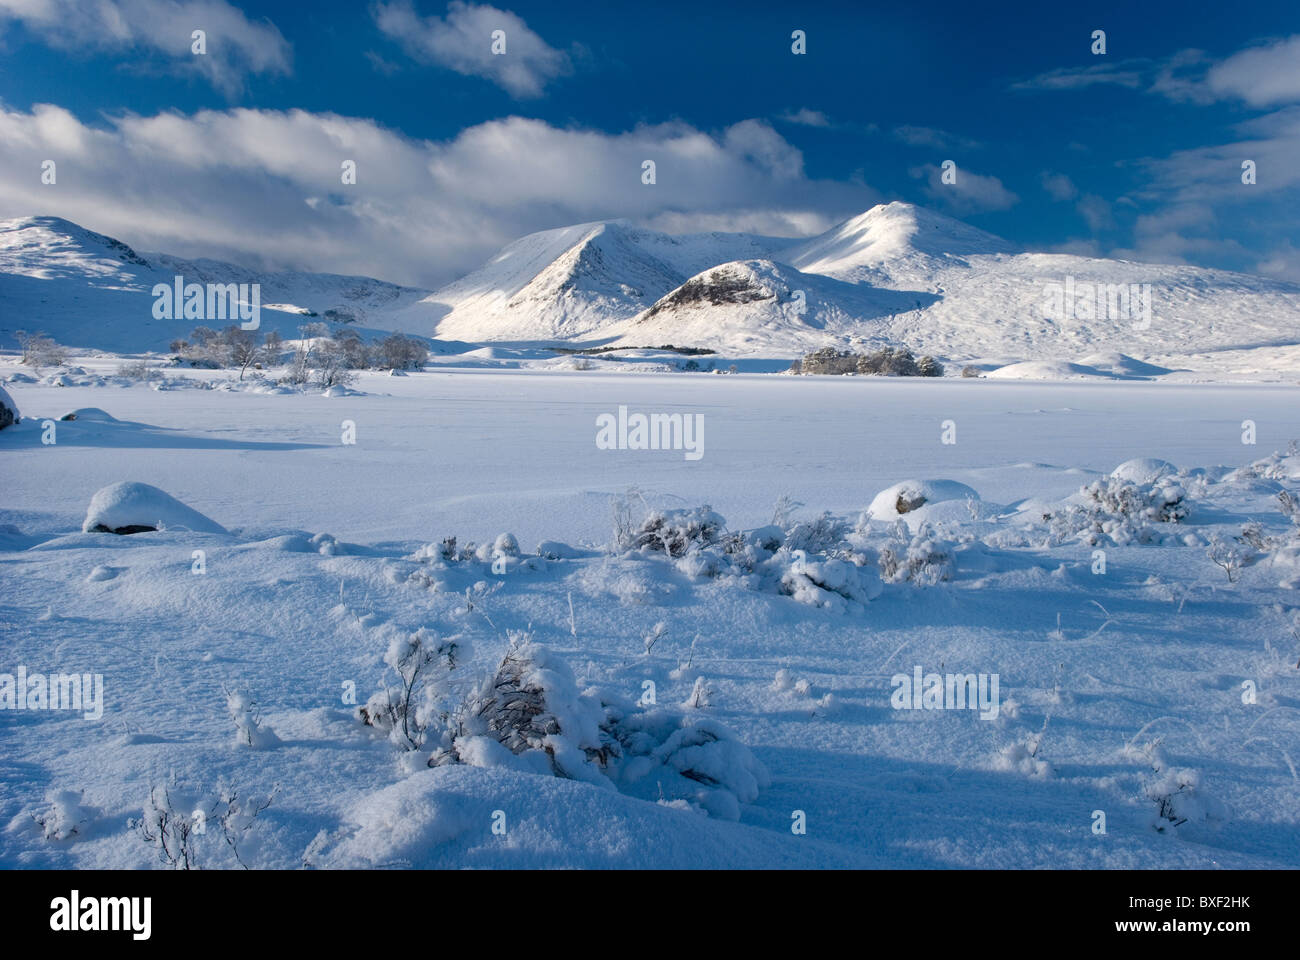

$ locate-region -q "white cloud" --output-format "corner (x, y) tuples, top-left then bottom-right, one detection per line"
(1256, 240), (1300, 282)
(0, 0), (291, 96)
(777, 108), (830, 127)
(1206, 35), (1300, 107)
(0, 105), (873, 288)
(1010, 61), (1145, 92)
(909, 163), (1018, 214)
(1016, 35), (1300, 109)
(373, 0), (569, 98)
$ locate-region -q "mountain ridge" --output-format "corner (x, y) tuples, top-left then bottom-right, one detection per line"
(3, 206), (1300, 378)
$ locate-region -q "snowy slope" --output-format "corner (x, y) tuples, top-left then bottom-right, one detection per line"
(415, 220), (788, 342)
(0, 217), (433, 353)
(608, 258), (936, 353)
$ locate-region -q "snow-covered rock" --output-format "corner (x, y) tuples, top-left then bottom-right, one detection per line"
(0, 384), (18, 429)
(82, 481), (227, 535)
(1110, 457), (1177, 485)
(867, 479), (981, 522)
(59, 407), (117, 422)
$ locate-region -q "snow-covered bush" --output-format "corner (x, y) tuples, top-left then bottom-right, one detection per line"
(224, 688), (280, 749)
(782, 555), (883, 607)
(1205, 534), (1248, 583)
(132, 779), (275, 869)
(361, 627), (463, 750)
(607, 710), (771, 820)
(784, 511), (852, 554)
(404, 639), (771, 819)
(446, 636), (615, 783)
(1123, 740), (1228, 834)
(116, 359), (162, 381)
(16, 330), (67, 368)
(877, 523), (954, 585)
(620, 506), (725, 557)
(33, 789), (94, 841)
(1044, 472), (1189, 546)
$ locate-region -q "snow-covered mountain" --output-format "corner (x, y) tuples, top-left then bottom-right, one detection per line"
(601, 203), (1300, 372)
(0, 216), (432, 353)
(4, 206), (1300, 377)
(783, 201), (1020, 287)
(414, 219), (788, 342)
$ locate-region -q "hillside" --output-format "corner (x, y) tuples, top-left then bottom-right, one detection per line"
(0, 216), (432, 353)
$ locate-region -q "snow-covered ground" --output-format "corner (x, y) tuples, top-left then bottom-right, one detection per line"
(2, 360), (1299, 868)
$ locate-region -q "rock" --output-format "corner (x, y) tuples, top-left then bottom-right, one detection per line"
(82, 481), (227, 535)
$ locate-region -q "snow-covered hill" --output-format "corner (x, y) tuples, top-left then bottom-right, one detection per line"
(0, 216), (433, 353)
(608, 258), (937, 354)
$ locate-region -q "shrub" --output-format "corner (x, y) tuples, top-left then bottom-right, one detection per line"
(360, 628), (462, 750)
(372, 334), (429, 370)
(116, 360), (160, 381)
(622, 506), (725, 557)
(15, 330), (67, 368)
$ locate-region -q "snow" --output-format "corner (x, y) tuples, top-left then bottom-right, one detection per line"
(3, 197), (1300, 870)
(81, 480), (228, 535)
(2, 364), (1299, 869)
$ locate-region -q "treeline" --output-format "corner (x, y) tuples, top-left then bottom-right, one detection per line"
(169, 322), (429, 382)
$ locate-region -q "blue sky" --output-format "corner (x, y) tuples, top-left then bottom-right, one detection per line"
(1, 0), (1297, 287)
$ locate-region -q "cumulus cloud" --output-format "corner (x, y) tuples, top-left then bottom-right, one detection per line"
(0, 0), (291, 96)
(372, 0), (569, 98)
(0, 105), (875, 287)
(909, 163), (1018, 214)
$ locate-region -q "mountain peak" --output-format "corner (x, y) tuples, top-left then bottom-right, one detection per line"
(784, 202), (1016, 284)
